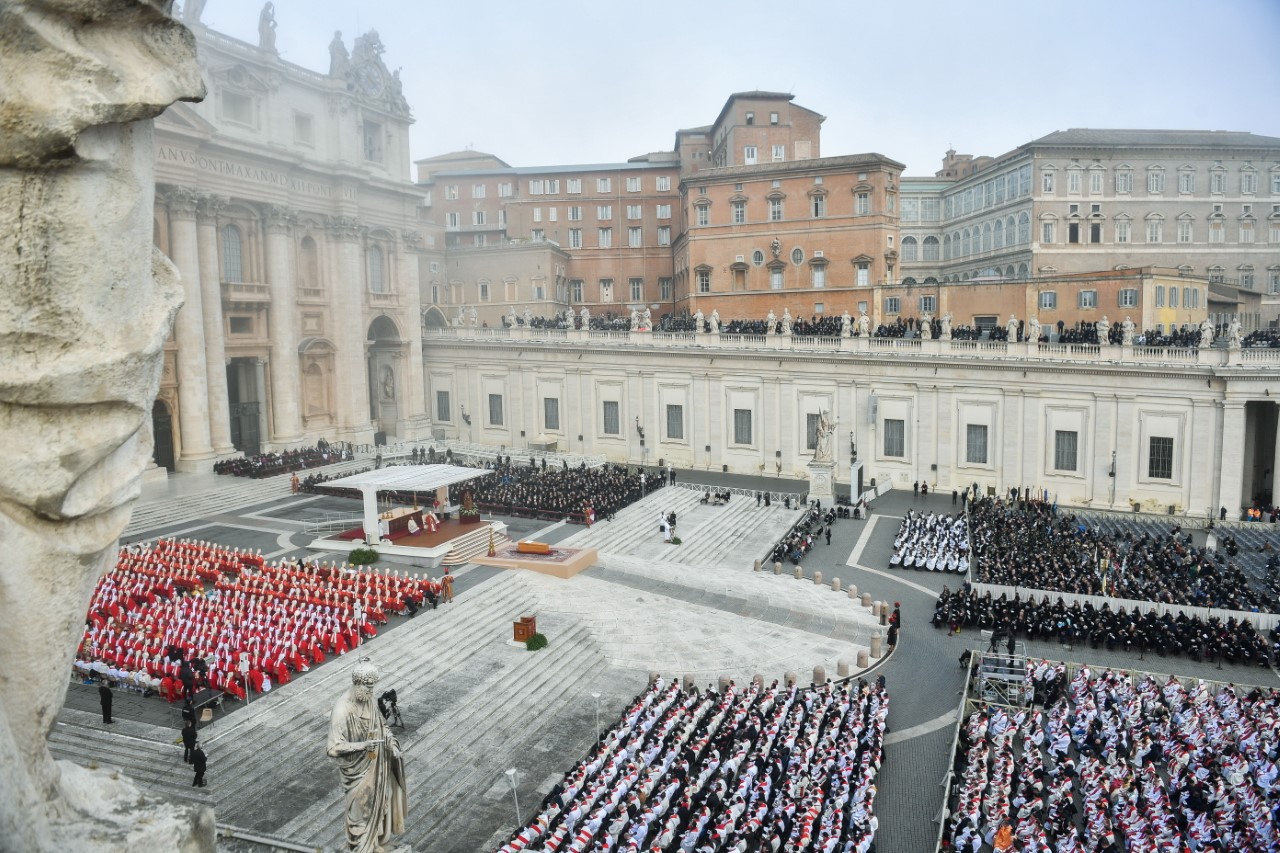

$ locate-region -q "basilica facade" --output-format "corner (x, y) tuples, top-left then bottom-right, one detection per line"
(152, 19), (437, 470)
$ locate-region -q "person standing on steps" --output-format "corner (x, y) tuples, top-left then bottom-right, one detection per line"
(441, 570), (454, 604)
(182, 718), (197, 763)
(98, 681), (113, 724)
(668, 463), (675, 486)
(191, 742), (207, 787)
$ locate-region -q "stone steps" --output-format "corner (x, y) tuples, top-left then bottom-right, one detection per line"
(208, 573), (530, 829)
(125, 458), (370, 536)
(48, 712), (212, 808)
(443, 522), (511, 567)
(388, 622), (610, 846)
(559, 488), (702, 553)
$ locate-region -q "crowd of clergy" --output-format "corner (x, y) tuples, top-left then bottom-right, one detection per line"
(74, 539), (443, 703)
(213, 442), (350, 478)
(888, 510), (970, 573)
(969, 497), (1274, 612)
(945, 662), (1280, 852)
(932, 586), (1275, 666)
(497, 675), (887, 853)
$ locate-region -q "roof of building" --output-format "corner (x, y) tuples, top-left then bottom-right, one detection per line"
(1029, 128), (1280, 149)
(424, 159), (678, 181)
(685, 152), (905, 182)
(414, 150), (510, 166)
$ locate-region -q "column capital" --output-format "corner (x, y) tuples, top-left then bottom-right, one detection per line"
(164, 185), (203, 220)
(197, 194), (228, 223)
(325, 214), (363, 241)
(264, 203), (297, 234)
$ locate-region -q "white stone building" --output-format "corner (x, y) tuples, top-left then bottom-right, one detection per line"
(422, 327), (1280, 518)
(151, 21), (437, 471)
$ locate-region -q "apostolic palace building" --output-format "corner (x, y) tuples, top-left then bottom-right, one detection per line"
(151, 9), (1280, 521)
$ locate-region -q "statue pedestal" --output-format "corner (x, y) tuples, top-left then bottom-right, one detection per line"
(806, 459), (835, 505)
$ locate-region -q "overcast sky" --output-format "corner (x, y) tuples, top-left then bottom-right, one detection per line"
(200, 0), (1280, 177)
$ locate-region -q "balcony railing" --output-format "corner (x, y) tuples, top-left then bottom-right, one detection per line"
(421, 325), (1277, 367)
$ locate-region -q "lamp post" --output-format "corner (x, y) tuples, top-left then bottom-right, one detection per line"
(591, 692), (601, 744)
(504, 768), (521, 826)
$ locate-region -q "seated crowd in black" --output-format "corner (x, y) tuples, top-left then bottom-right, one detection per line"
(969, 496), (1274, 612)
(933, 585), (1274, 666)
(470, 461), (655, 523)
(1243, 329), (1280, 349)
(213, 442), (351, 478)
(769, 502), (845, 565)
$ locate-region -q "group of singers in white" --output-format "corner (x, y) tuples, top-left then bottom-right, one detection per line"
(888, 510), (970, 573)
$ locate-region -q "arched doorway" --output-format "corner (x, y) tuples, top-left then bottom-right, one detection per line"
(422, 306), (448, 329)
(367, 316), (402, 442)
(152, 400), (175, 471)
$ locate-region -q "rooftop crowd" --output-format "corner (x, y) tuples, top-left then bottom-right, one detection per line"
(497, 675), (887, 853)
(213, 442), (351, 478)
(969, 496), (1274, 612)
(75, 538), (443, 703)
(945, 663), (1280, 852)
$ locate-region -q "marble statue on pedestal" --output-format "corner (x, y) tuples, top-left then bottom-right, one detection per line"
(840, 310), (851, 338)
(940, 313), (953, 341)
(0, 3), (209, 850)
(858, 309), (871, 337)
(579, 306), (590, 328)
(1121, 316), (1135, 346)
(1096, 315), (1111, 343)
(1229, 315), (1242, 349)
(709, 309), (720, 333)
(766, 309), (777, 332)
(1006, 314), (1018, 343)
(693, 309), (703, 332)
(781, 308), (793, 335)
(919, 315), (932, 341)
(258, 2), (277, 53)
(327, 659), (409, 853)
(813, 410), (835, 463)
(1199, 317), (1214, 348)
(1027, 316), (1040, 344)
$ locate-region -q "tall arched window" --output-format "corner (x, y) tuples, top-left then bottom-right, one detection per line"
(942, 234), (951, 260)
(993, 219), (1003, 249)
(901, 236), (918, 261)
(961, 229), (971, 257)
(222, 224), (243, 283)
(923, 236), (940, 261)
(368, 244), (385, 293)
(981, 222), (992, 252)
(1006, 215), (1016, 244)
(1017, 212), (1031, 244)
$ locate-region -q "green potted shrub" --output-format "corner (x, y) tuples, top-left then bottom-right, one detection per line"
(525, 632), (548, 651)
(349, 546), (379, 566)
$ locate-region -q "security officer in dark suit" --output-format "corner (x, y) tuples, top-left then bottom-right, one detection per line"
(191, 743), (208, 787)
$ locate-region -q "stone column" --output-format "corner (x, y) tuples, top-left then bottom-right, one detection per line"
(400, 229), (429, 437)
(1218, 401), (1247, 519)
(254, 357), (269, 444)
(195, 194), (235, 455)
(166, 186), (215, 470)
(264, 204), (303, 443)
(326, 216), (372, 442)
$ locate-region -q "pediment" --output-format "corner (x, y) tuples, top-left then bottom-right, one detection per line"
(156, 101), (218, 135)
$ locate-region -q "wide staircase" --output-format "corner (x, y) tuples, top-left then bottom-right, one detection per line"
(559, 485), (800, 568)
(441, 521), (511, 567)
(125, 456), (371, 537)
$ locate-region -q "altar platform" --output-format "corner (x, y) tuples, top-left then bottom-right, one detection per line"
(311, 516), (508, 569)
(472, 540), (597, 579)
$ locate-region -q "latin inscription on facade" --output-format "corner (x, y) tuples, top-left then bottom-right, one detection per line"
(157, 145), (357, 201)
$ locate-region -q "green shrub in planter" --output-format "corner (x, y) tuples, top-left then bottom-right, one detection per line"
(525, 632), (548, 652)
(349, 546), (379, 566)
(670, 536), (682, 545)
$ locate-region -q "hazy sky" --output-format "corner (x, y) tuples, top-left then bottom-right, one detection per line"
(200, 0), (1280, 176)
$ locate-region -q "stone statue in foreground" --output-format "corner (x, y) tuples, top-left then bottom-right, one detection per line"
(0, 1), (206, 849)
(328, 659), (409, 853)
